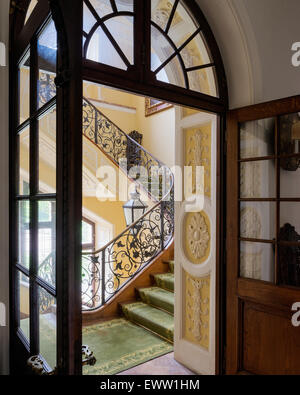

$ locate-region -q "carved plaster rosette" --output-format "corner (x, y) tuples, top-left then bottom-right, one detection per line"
(184, 211), (210, 265)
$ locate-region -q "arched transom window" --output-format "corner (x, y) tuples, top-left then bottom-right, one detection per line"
(82, 0), (226, 102)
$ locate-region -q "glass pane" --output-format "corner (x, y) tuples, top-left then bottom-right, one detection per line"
(151, 0), (176, 30)
(83, 2), (97, 34)
(168, 1), (197, 47)
(19, 52), (30, 125)
(39, 287), (56, 369)
(82, 220), (93, 245)
(115, 0), (134, 12)
(87, 26), (127, 70)
(24, 0), (38, 25)
(18, 271), (30, 341)
(280, 202), (300, 241)
(240, 160), (276, 198)
(240, 241), (275, 283)
(280, 158), (300, 198)
(38, 201), (56, 287)
(181, 33), (211, 69)
(188, 67), (217, 97)
(151, 25), (175, 72)
(18, 126), (30, 195)
(240, 118), (275, 159)
(38, 19), (57, 109)
(104, 16), (134, 64)
(89, 0), (113, 18)
(17, 201), (30, 269)
(39, 107), (56, 192)
(279, 112), (300, 156)
(240, 202), (276, 240)
(278, 244), (300, 287)
(157, 55), (186, 88)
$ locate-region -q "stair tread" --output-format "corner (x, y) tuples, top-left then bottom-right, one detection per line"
(153, 272), (174, 292)
(121, 302), (174, 342)
(138, 287), (174, 314)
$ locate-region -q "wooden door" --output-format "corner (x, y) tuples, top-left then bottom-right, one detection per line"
(226, 96), (300, 375)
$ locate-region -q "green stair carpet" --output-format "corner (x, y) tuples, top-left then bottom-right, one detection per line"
(122, 302), (174, 342)
(168, 260), (174, 274)
(138, 286), (174, 314)
(153, 272), (174, 291)
(121, 260), (175, 342)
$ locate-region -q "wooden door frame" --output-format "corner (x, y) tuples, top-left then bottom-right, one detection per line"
(226, 94), (300, 375)
(9, 0), (83, 375)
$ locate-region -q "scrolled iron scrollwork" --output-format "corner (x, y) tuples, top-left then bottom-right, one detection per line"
(81, 97), (174, 311)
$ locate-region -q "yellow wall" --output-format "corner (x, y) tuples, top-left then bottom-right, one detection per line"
(135, 95), (176, 168)
(83, 82), (176, 167)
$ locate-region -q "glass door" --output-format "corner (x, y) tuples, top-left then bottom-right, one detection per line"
(14, 17), (58, 372)
(226, 99), (300, 375)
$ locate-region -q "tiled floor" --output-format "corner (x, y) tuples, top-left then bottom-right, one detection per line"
(117, 352), (196, 375)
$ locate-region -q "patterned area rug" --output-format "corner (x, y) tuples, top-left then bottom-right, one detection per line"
(83, 318), (173, 375)
(21, 317), (173, 375)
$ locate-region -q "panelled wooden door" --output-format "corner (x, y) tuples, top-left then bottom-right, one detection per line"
(226, 96), (300, 375)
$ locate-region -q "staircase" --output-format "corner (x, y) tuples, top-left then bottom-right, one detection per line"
(81, 97), (174, 314)
(121, 259), (174, 343)
(79, 98), (175, 373)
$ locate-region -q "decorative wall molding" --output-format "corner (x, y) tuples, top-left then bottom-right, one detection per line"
(185, 124), (211, 198)
(184, 211), (210, 264)
(184, 271), (210, 350)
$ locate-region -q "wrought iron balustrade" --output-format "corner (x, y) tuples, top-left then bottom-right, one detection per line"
(82, 97), (174, 311)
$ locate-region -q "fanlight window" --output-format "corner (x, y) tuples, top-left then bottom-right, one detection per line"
(83, 0), (134, 70)
(24, 0), (39, 25)
(151, 0), (217, 96)
(83, 0), (218, 97)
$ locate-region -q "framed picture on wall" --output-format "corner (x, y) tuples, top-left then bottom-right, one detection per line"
(145, 98), (173, 117)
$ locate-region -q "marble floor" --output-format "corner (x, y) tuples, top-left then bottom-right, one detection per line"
(117, 352), (196, 375)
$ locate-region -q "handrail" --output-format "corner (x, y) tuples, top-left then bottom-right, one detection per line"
(81, 97), (174, 311)
(83, 97), (165, 169)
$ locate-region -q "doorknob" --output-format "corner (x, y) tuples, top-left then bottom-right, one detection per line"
(82, 345), (97, 366)
(27, 355), (56, 375)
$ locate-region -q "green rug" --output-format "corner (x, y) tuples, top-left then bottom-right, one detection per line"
(83, 319), (173, 375)
(21, 316), (173, 375)
(21, 314), (57, 369)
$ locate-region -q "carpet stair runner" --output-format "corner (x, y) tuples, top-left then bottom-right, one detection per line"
(121, 260), (174, 343)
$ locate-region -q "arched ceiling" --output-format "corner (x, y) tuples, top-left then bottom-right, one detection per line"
(197, 0), (300, 109)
